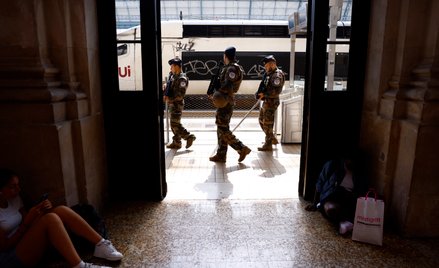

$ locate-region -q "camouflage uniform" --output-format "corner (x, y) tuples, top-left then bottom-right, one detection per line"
(210, 60), (250, 162)
(258, 67), (285, 150)
(166, 72), (195, 149)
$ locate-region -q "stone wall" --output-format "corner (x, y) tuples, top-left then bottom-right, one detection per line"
(361, 0), (439, 237)
(0, 0), (107, 210)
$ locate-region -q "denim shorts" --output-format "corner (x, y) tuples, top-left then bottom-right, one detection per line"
(0, 249), (23, 268)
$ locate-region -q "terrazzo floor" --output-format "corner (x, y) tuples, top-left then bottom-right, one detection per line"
(100, 199), (439, 268)
(46, 117), (439, 267)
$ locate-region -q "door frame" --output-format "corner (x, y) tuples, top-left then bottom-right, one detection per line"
(96, 0), (369, 201)
(97, 0), (167, 200)
(299, 0), (370, 200)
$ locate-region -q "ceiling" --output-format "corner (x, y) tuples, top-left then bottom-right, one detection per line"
(115, 0), (352, 29)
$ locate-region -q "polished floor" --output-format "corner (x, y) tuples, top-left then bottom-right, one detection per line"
(164, 117), (300, 200)
(48, 117), (439, 267)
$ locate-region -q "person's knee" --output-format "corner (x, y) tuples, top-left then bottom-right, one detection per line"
(324, 202), (335, 211)
(52, 205), (71, 214)
(40, 212), (63, 226)
(324, 202), (341, 220)
(51, 205), (74, 217)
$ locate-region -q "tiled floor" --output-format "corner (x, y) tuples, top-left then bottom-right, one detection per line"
(164, 116), (300, 200)
(47, 117), (439, 267)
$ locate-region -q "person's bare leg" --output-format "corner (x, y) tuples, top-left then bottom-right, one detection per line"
(51, 205), (102, 245)
(15, 213), (82, 267)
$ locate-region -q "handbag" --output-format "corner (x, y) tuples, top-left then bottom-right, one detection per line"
(352, 189), (385, 246)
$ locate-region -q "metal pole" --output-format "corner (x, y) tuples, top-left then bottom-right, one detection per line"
(232, 99), (261, 133)
(165, 103), (170, 144)
(290, 32), (296, 89)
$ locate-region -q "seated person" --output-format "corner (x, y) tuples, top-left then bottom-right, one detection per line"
(305, 151), (368, 235)
(0, 168), (123, 268)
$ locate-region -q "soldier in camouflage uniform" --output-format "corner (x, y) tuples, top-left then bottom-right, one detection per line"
(163, 57), (196, 150)
(209, 46), (251, 163)
(255, 55), (285, 151)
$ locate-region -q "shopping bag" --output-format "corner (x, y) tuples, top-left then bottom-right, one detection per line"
(352, 190), (385, 246)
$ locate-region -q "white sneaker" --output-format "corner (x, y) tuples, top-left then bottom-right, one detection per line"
(339, 221), (354, 235)
(80, 262), (111, 268)
(93, 239), (124, 261)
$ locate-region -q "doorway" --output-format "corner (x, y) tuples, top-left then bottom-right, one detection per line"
(98, 0), (367, 202)
(159, 17), (307, 200)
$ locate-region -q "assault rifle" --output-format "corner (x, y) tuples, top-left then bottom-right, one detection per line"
(255, 72), (267, 99)
(206, 61), (223, 95)
(164, 72), (173, 97)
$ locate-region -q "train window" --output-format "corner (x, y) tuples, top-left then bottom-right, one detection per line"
(117, 44), (128, 56)
(224, 25), (242, 36)
(243, 25), (264, 36)
(208, 25), (224, 37)
(266, 26), (289, 37)
(184, 25), (208, 37)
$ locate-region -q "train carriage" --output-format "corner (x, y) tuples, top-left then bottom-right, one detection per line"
(117, 19), (350, 110)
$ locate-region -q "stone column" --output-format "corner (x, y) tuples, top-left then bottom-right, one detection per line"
(0, 0), (108, 209)
(363, 0), (439, 236)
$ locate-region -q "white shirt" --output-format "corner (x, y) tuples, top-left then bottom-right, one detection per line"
(340, 170), (354, 192)
(0, 196), (23, 238)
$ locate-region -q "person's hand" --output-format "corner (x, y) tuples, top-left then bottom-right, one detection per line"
(28, 199), (52, 219)
(39, 199), (53, 212)
(305, 203), (317, 212)
(25, 204), (44, 225)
